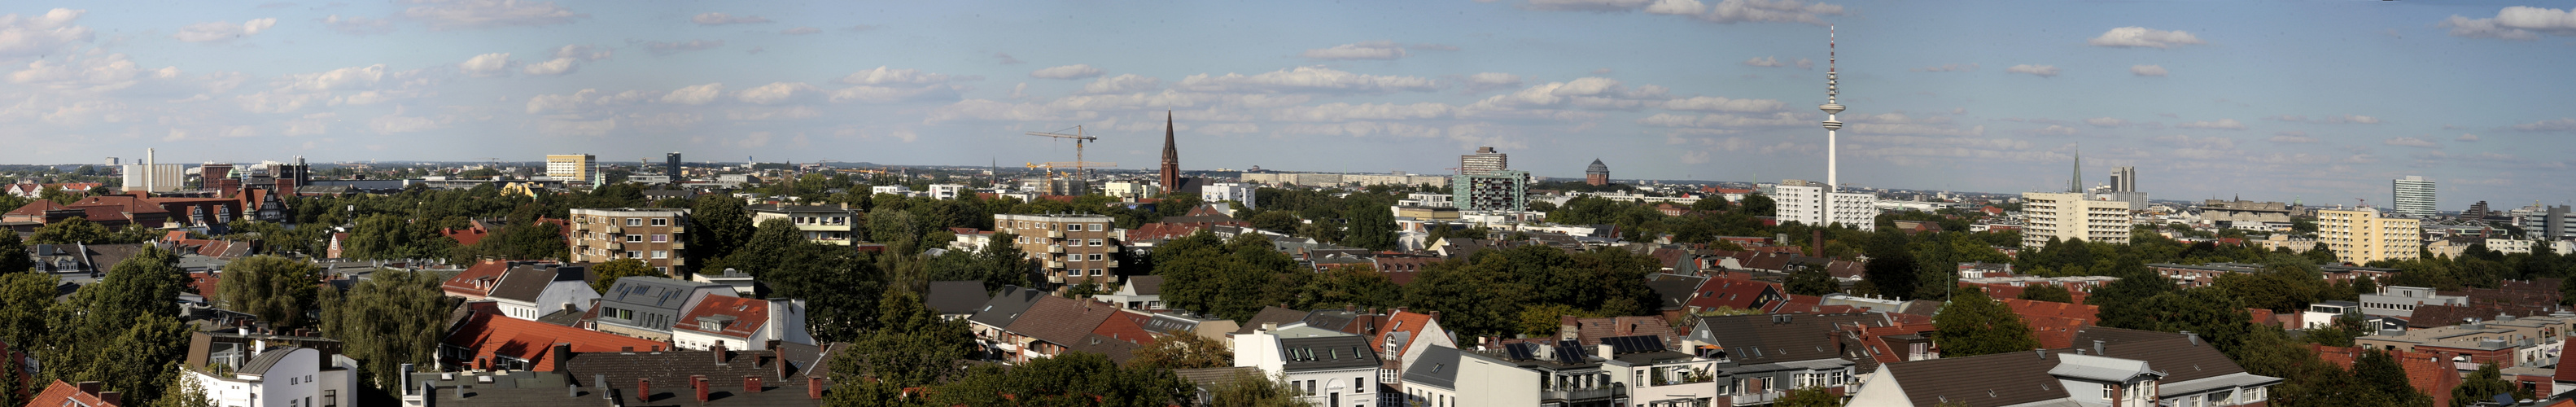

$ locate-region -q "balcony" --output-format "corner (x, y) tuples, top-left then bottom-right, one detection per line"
(1046, 260), (1066, 269)
(1045, 230), (1065, 239)
(1542, 386), (1625, 402)
(1106, 260), (1120, 268)
(1046, 245), (1065, 253)
(1104, 245), (1119, 253)
(670, 225), (686, 234)
(1730, 389), (1784, 406)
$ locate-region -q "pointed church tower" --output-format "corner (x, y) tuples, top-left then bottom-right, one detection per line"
(1160, 111), (1181, 192)
(2070, 150), (2084, 193)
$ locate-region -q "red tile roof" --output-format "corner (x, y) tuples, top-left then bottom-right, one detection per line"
(1003, 296), (1122, 346)
(1997, 298), (2098, 349)
(674, 295), (771, 340)
(1686, 277), (1780, 312)
(2313, 344), (2463, 407)
(28, 379), (125, 407)
(1091, 310), (1158, 346)
(1369, 310), (1440, 356)
(444, 302), (667, 371)
(441, 260), (515, 299)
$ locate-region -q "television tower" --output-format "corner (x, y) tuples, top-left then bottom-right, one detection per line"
(1818, 25), (1844, 193)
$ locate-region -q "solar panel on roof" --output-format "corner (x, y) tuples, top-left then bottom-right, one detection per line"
(1505, 344), (1537, 361)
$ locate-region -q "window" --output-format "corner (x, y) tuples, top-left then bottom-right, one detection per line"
(1357, 377), (1367, 392)
(652, 234), (668, 243)
(651, 218), (668, 226)
(324, 390), (336, 407)
(627, 218), (641, 226)
(651, 251), (667, 259)
(1087, 254), (1103, 261)
(2103, 384), (2115, 400)
(1088, 239), (1103, 246)
(1094, 223), (1105, 230)
(2245, 386), (2264, 401)
(626, 251), (641, 259)
(1091, 269), (1104, 276)
(626, 234), (643, 243)
(1305, 380), (1317, 396)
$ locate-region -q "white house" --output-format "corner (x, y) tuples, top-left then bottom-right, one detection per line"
(1201, 182), (1257, 209)
(667, 294), (816, 352)
(929, 183), (968, 200)
(1401, 344), (1540, 407)
(186, 346), (360, 407)
(1235, 325), (1381, 407)
(483, 264), (599, 321)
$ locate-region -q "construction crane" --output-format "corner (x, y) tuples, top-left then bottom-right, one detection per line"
(1024, 126), (1100, 177)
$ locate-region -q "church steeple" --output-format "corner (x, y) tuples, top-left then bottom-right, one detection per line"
(1159, 111), (1180, 191)
(2070, 150), (2084, 193)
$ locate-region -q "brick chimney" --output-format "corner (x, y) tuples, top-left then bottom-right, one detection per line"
(744, 376), (762, 393)
(550, 344), (572, 373)
(712, 342), (728, 365)
(77, 382), (98, 396)
(775, 354), (790, 380)
(98, 392), (120, 405)
(692, 375), (710, 401)
(637, 379), (650, 402)
(807, 376), (824, 399)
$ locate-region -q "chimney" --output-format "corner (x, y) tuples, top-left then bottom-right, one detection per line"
(1812, 230), (1823, 257)
(2092, 340), (2106, 357)
(597, 374), (612, 400)
(1261, 322), (1278, 333)
(713, 342), (729, 365)
(746, 376), (763, 393)
(2182, 330), (2200, 346)
(638, 379), (650, 402)
(98, 392), (120, 405)
(807, 376), (824, 399)
(776, 354), (791, 380)
(692, 375), (710, 402)
(568, 384), (579, 398)
(2036, 349), (2046, 359)
(551, 344), (572, 373)
(1595, 344), (1615, 359)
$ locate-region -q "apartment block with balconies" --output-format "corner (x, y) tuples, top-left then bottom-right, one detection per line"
(2319, 207), (2422, 264)
(749, 204), (860, 246)
(570, 208), (691, 275)
(995, 213), (1119, 287)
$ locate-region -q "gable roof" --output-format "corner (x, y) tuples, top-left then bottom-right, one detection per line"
(924, 281), (991, 315)
(556, 345), (839, 406)
(1122, 275), (1164, 295)
(676, 295), (772, 340)
(1369, 310), (1440, 357)
(599, 276), (725, 313)
(1233, 306), (1312, 335)
(1002, 295), (1121, 345)
(28, 380), (125, 407)
(443, 303), (667, 371)
(1695, 313), (1887, 365)
(1565, 316), (1676, 348)
(2068, 327), (2246, 385)
(967, 286), (1047, 329)
(442, 260), (518, 298)
(487, 264), (583, 303)
(1878, 349), (2082, 406)
(1275, 335), (1380, 371)
(1645, 274), (1705, 311)
(2002, 298), (2101, 349)
(1686, 277), (1780, 312)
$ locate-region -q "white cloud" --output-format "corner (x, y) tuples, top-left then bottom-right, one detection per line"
(1463, 72), (1523, 94)
(2456, 133), (2481, 142)
(522, 58), (576, 75)
(1910, 63), (1976, 72)
(2263, 114), (2381, 125)
(827, 85), (955, 103)
(2440, 7), (2576, 41)
(525, 89), (594, 113)
(458, 53), (513, 77)
(1030, 64), (1105, 80)
(645, 40), (724, 55)
(1661, 96), (1784, 112)
(539, 117), (616, 136)
(1628, 0), (1848, 26)
(2150, 134), (2236, 150)
(173, 18), (277, 42)
(1465, 77), (1672, 112)
(1302, 41), (1410, 60)
(1742, 56), (1783, 68)
(553, 45), (612, 61)
(274, 64), (389, 92)
(781, 27), (820, 35)
(1795, 59), (1813, 70)
(2383, 137), (2440, 148)
(1270, 103), (1456, 121)
(735, 81), (818, 105)
(8, 51), (181, 94)
(839, 66), (963, 85)
(401, 0), (586, 30)
(2005, 64), (2059, 77)
(1082, 74), (1161, 94)
(690, 12), (769, 25)
(0, 9), (94, 59)
(321, 15), (392, 36)
(2512, 118), (2576, 132)
(2084, 117), (2127, 127)
(1178, 66), (1438, 94)
(2031, 125), (2077, 135)
(2175, 118), (2245, 129)
(2130, 64), (2167, 77)
(369, 114), (442, 133)
(2266, 131), (2319, 143)
(2088, 27), (2207, 48)
(660, 83), (724, 105)
(1637, 112), (1808, 129)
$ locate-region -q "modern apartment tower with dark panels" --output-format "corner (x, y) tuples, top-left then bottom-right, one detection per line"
(665, 152), (683, 181)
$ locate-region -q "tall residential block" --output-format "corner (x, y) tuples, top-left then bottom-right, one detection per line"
(569, 208), (692, 275)
(1776, 181), (1878, 231)
(545, 154), (597, 186)
(1460, 147), (1507, 174)
(665, 152), (684, 181)
(2318, 207), (2421, 264)
(2391, 176), (2435, 217)
(1451, 170), (1529, 212)
(2020, 192), (2132, 248)
(995, 213), (1119, 287)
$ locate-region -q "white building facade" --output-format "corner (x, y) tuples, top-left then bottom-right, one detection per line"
(186, 347), (360, 407)
(2020, 191), (2133, 248)
(1201, 182), (1257, 209)
(1773, 183), (1878, 231)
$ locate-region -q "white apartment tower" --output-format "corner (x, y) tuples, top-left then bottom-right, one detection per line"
(2391, 176), (2436, 218)
(545, 154), (597, 186)
(1773, 26), (1878, 230)
(2020, 191), (2132, 248)
(2319, 207), (2422, 263)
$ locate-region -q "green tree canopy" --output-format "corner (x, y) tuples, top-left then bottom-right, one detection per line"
(317, 268), (458, 391)
(2015, 284), (2074, 304)
(212, 256), (323, 330)
(1127, 330), (1233, 370)
(30, 217), (111, 245)
(1931, 289), (2040, 357)
(588, 258), (662, 294)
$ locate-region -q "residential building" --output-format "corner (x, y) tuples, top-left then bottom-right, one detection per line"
(30, 381), (129, 407)
(1848, 327), (2280, 407)
(2352, 313), (2576, 370)
(1452, 170), (1530, 212)
(924, 280), (991, 320)
(2319, 207), (2422, 263)
(927, 183), (967, 200)
(2357, 285), (2467, 318)
(1235, 326), (1382, 407)
(1402, 345), (1541, 407)
(568, 208), (690, 274)
(1461, 147), (1508, 174)
(1585, 159), (1610, 186)
(1681, 313), (1884, 405)
(482, 262), (599, 322)
(1773, 182), (1878, 231)
(1201, 182), (1257, 209)
(2198, 199), (2294, 225)
(2393, 175), (2437, 218)
(1095, 275), (1163, 310)
(545, 154), (598, 186)
(965, 286), (1047, 361)
(1100, 181), (1157, 199)
(994, 213), (1120, 287)
(748, 204), (859, 246)
(441, 302), (667, 371)
(2020, 191), (2132, 248)
(993, 294), (1122, 362)
(1241, 172), (1450, 188)
(183, 344), (360, 407)
(590, 276), (739, 341)
(668, 295), (815, 352)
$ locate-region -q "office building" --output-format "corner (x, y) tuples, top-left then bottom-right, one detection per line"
(2109, 166), (2136, 192)
(545, 154), (598, 186)
(665, 152), (683, 181)
(2021, 191), (2132, 248)
(1451, 170), (1530, 212)
(1776, 182), (1878, 231)
(569, 208), (692, 275)
(995, 213), (1120, 287)
(2392, 176), (2436, 218)
(2545, 205), (2569, 240)
(1201, 182), (1257, 209)
(271, 156), (312, 188)
(2318, 207), (2422, 263)
(1584, 159), (1609, 186)
(1461, 147), (1507, 174)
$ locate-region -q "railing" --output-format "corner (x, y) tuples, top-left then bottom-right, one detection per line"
(1046, 245), (1065, 253)
(1653, 375), (1715, 387)
(1046, 230), (1065, 239)
(1730, 390), (1783, 406)
(1542, 386), (1625, 401)
(1104, 245), (1119, 252)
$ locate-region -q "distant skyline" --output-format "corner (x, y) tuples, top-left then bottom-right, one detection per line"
(2, 1), (2572, 207)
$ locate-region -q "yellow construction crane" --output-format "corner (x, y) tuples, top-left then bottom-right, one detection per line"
(1023, 161), (1118, 177)
(1024, 126), (1100, 177)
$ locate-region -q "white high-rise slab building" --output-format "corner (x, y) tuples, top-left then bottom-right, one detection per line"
(1774, 26), (1879, 230)
(2391, 176), (2435, 218)
(2021, 192), (2132, 248)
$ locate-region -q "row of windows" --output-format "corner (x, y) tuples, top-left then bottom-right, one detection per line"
(582, 217), (673, 227)
(1006, 221), (1109, 231)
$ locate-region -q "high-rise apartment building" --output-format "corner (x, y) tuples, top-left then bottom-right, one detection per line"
(545, 154), (597, 186)
(569, 208), (692, 275)
(2020, 192), (2132, 247)
(1451, 170), (1529, 212)
(2318, 207), (2421, 263)
(994, 213), (1120, 287)
(1775, 182), (1878, 231)
(666, 152), (684, 181)
(1460, 147), (1507, 174)
(2391, 176), (2436, 218)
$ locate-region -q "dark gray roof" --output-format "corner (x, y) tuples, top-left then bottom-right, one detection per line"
(1645, 274), (1705, 311)
(536, 307), (588, 326)
(924, 281), (991, 315)
(405, 370), (597, 406)
(237, 346), (304, 376)
(1232, 306), (1310, 335)
(966, 286), (1046, 329)
(600, 276), (724, 313)
(1402, 345), (1466, 390)
(558, 348), (832, 406)
(1275, 335), (1379, 371)
(746, 204), (854, 213)
(1695, 313), (1887, 365)
(488, 265), (584, 303)
(1122, 275), (1163, 295)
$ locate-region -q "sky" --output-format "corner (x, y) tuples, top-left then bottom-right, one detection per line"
(2, 0), (2572, 208)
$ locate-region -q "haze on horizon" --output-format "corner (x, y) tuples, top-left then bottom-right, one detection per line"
(0, 0), (2569, 206)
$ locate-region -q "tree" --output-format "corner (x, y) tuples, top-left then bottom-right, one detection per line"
(1738, 194), (1775, 215)
(1247, 211), (1301, 233)
(2453, 362), (2532, 407)
(29, 217), (111, 245)
(1307, 265), (1401, 311)
(212, 256), (322, 330)
(1690, 195), (1732, 212)
(734, 218), (808, 276)
(0, 232), (28, 274)
(2305, 242), (2340, 265)
(2015, 284), (2074, 303)
(317, 268), (457, 391)
(1128, 330), (1233, 370)
(1517, 304), (1581, 337)
(1340, 204), (1398, 251)
(52, 314), (188, 405)
(1777, 385), (1845, 407)
(2355, 349), (2435, 405)
(1206, 371), (1306, 407)
(1931, 289), (2040, 357)
(1861, 252), (1921, 300)
(923, 352), (1192, 407)
(829, 290), (973, 391)
(767, 242), (881, 342)
(688, 195), (754, 263)
(588, 258), (662, 294)
(0, 273), (51, 359)
(1785, 264), (1838, 296)
(149, 365), (215, 407)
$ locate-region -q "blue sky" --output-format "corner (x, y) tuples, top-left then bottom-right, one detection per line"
(2, 0), (2572, 207)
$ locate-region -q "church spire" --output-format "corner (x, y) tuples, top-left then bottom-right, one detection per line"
(1159, 111), (1181, 191)
(2070, 149), (2084, 193)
